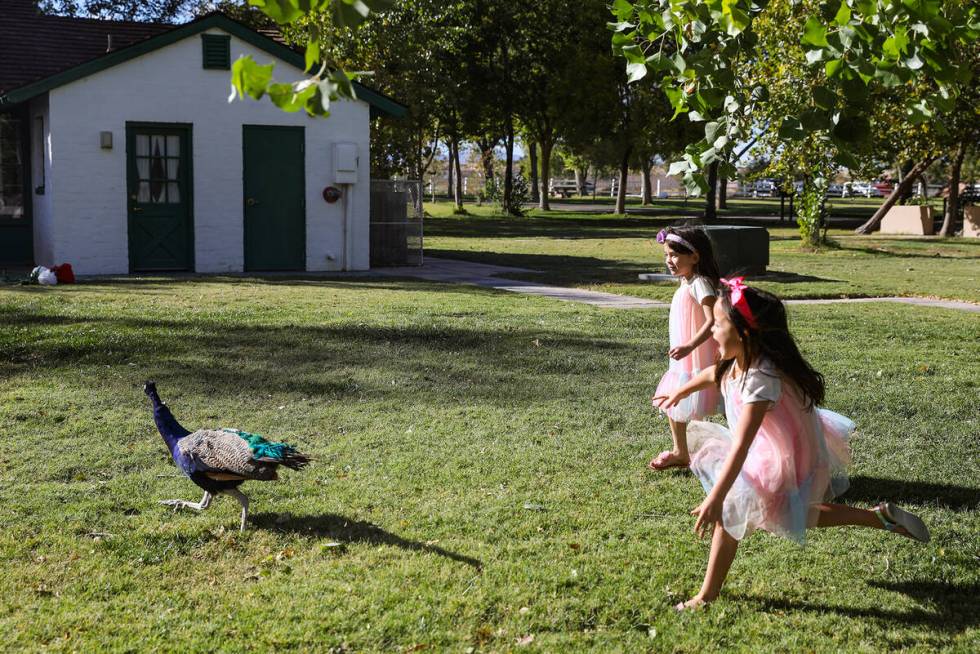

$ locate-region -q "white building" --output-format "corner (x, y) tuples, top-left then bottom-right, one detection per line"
(0, 4), (405, 274)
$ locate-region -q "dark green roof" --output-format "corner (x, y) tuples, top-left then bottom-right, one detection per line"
(0, 12), (406, 119)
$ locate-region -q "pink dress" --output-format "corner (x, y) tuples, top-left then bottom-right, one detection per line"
(688, 359), (854, 545)
(654, 276), (722, 422)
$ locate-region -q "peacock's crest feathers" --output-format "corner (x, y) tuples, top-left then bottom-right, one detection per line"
(220, 428), (310, 470)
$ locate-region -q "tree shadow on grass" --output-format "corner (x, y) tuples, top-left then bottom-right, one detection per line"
(840, 476), (979, 512)
(733, 580), (980, 633)
(736, 580), (979, 634)
(250, 511), (482, 570)
(0, 304), (635, 406)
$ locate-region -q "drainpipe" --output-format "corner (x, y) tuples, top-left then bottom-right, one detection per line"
(342, 183), (353, 270)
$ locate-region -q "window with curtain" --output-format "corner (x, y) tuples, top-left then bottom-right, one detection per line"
(135, 133), (181, 204)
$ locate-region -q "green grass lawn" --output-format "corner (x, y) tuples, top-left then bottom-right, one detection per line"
(1, 277), (978, 651)
(424, 203), (980, 303)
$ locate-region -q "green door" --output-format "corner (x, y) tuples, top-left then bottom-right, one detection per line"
(127, 124), (193, 271)
(0, 111), (32, 266)
(243, 125), (305, 271)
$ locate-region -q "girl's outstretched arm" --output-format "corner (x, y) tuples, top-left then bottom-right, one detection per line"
(691, 401), (768, 538)
(652, 365), (717, 409)
(669, 297), (716, 360)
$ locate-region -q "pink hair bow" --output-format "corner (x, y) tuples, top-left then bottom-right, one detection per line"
(720, 276), (758, 328)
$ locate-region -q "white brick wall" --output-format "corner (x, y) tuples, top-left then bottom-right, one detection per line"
(29, 93), (55, 266)
(44, 27), (371, 275)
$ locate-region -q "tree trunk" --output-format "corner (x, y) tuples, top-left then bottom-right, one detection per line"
(641, 159), (652, 205)
(446, 139), (454, 200)
(897, 160), (915, 204)
(703, 161), (719, 223)
(939, 141), (967, 237)
(855, 157), (936, 234)
(452, 139), (463, 210)
(615, 147), (632, 215)
(478, 137), (496, 182)
(574, 167), (585, 196)
(539, 138), (553, 211)
(504, 118), (516, 215)
(718, 175), (728, 209)
(528, 140), (540, 203)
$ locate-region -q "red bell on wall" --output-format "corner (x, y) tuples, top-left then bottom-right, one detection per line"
(322, 186), (342, 203)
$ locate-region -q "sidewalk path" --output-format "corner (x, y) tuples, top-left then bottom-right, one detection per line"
(373, 257), (979, 313)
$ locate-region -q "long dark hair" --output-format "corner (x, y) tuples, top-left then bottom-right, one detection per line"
(662, 225), (721, 288)
(715, 286), (825, 408)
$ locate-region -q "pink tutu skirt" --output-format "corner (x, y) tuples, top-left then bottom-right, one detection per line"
(689, 385), (854, 545)
(654, 280), (722, 422)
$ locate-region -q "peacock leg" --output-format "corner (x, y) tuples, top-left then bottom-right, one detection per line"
(223, 488), (249, 532)
(160, 491), (212, 512)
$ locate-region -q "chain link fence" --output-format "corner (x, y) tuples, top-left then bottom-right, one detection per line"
(370, 179), (423, 267)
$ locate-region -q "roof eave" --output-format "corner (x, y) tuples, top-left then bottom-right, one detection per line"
(0, 13), (407, 118)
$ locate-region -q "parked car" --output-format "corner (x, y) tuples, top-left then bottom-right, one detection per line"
(825, 183), (845, 197)
(843, 181), (882, 197)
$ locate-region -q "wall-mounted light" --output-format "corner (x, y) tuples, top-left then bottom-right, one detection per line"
(99, 131), (113, 149)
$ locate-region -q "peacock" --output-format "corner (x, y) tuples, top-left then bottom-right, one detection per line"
(144, 381), (310, 531)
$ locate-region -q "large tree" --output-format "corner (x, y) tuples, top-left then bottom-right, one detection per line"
(611, 0), (979, 207)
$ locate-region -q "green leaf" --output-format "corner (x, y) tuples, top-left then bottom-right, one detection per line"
(778, 116), (805, 140)
(622, 45), (645, 64)
(626, 62), (648, 83)
(607, 21), (636, 32)
(304, 39), (320, 74)
(611, 0), (634, 20)
(249, 0), (306, 24)
(749, 85), (769, 103)
(667, 159), (689, 176)
(800, 109), (831, 131)
(672, 52), (687, 73)
(883, 26), (910, 58)
(645, 52), (671, 72)
(832, 114), (871, 144)
(704, 121), (721, 142)
(802, 17), (829, 47)
(812, 86), (836, 110)
(230, 56), (275, 101)
(834, 2), (851, 25)
(825, 58), (844, 78)
(806, 48), (824, 64)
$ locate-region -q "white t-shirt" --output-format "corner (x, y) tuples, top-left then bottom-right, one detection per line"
(684, 276), (717, 305)
(735, 358), (782, 406)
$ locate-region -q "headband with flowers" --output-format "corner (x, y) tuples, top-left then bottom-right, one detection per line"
(720, 276), (758, 329)
(656, 229), (696, 253)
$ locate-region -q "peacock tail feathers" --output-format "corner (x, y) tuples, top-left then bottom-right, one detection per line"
(220, 428), (310, 470)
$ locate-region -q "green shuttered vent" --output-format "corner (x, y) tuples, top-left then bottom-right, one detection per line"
(201, 34), (230, 70)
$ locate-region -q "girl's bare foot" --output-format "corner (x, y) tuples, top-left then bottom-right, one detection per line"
(648, 450), (690, 471)
(674, 596), (710, 611)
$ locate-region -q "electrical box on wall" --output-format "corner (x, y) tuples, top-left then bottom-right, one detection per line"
(333, 143), (358, 184)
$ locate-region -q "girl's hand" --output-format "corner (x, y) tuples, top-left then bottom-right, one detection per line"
(691, 495), (725, 539)
(652, 392), (681, 409)
(669, 344), (693, 360)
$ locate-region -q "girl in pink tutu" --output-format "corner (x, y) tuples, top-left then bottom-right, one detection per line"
(654, 280), (930, 609)
(649, 226), (723, 471)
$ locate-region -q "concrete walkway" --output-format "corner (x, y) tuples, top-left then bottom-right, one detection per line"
(374, 257), (979, 313)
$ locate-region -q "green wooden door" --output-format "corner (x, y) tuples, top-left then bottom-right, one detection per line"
(0, 111), (33, 266)
(127, 124), (193, 271)
(243, 126), (305, 271)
